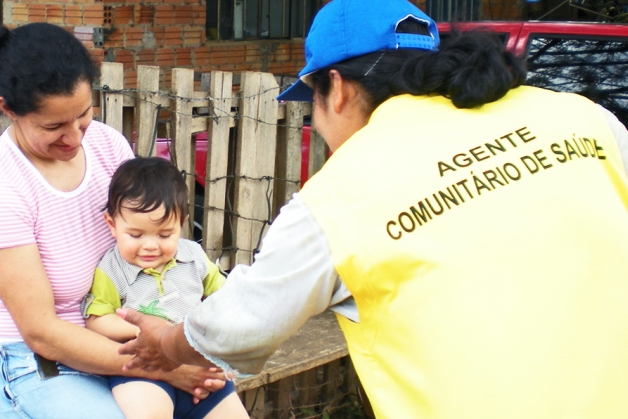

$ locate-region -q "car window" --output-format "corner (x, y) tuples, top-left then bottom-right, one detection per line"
(525, 35), (628, 128)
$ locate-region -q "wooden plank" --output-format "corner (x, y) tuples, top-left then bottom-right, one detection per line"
(136, 65), (161, 157)
(296, 367), (322, 411)
(190, 116), (208, 134)
(273, 117), (288, 219)
(171, 68), (195, 240)
(267, 378), (294, 418)
(324, 358), (343, 411)
(308, 116), (329, 179)
(122, 95), (135, 107)
(191, 91), (210, 105)
(233, 72), (279, 265)
(203, 71), (233, 265)
(100, 62), (124, 133)
(345, 357), (359, 400)
(273, 101), (305, 217)
(241, 386), (267, 419)
(285, 102), (306, 196)
(122, 107), (134, 147)
(236, 310), (348, 393)
(198, 73), (211, 117)
(277, 102), (286, 120)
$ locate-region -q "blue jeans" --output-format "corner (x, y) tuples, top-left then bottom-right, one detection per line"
(0, 342), (124, 419)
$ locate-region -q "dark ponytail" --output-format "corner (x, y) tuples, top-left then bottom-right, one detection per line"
(311, 29), (527, 113)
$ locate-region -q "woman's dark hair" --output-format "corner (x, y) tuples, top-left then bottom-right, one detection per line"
(311, 28), (527, 113)
(106, 157), (189, 226)
(0, 23), (99, 116)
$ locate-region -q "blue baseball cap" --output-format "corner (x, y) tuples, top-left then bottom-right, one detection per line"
(277, 0), (440, 102)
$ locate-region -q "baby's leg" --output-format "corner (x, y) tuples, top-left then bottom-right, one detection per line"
(112, 380), (174, 419)
(202, 392), (249, 419)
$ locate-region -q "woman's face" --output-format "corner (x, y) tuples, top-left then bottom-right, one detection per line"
(8, 81), (94, 162)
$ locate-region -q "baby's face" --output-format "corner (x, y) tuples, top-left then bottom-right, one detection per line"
(105, 205), (181, 273)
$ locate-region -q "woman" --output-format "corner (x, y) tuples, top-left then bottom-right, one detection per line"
(0, 23), (234, 418)
(119, 0), (628, 418)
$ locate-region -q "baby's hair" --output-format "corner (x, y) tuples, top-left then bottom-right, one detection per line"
(106, 157), (189, 226)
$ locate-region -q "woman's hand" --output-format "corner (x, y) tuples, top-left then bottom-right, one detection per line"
(161, 365), (230, 403)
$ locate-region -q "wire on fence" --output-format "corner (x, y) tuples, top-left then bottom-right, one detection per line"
(242, 359), (363, 419)
(95, 79), (316, 266)
(93, 85), (308, 131)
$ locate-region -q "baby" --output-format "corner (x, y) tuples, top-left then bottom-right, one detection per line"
(82, 157), (247, 419)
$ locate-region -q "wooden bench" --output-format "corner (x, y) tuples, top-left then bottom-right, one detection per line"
(235, 310), (358, 418)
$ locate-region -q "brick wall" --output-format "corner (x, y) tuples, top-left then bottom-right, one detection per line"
(3, 0), (522, 88)
(4, 0), (309, 88)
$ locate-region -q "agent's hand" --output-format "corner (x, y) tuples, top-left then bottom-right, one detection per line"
(117, 308), (181, 372)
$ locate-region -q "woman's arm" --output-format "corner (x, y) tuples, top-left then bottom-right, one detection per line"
(0, 244), (227, 395)
(0, 243), (125, 373)
(86, 314), (139, 343)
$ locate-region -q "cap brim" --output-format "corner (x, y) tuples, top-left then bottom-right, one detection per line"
(277, 79), (314, 102)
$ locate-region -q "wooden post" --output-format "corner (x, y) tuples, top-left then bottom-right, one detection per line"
(268, 378), (294, 418)
(203, 71), (234, 266)
(171, 68), (195, 240)
(273, 101), (305, 216)
(308, 116), (329, 179)
(233, 72), (279, 265)
(324, 359), (343, 411)
(241, 387), (267, 419)
(100, 62), (124, 133)
(296, 367), (322, 413)
(136, 65), (163, 157)
(122, 107), (134, 147)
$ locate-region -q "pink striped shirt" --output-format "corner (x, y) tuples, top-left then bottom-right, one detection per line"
(0, 121), (134, 341)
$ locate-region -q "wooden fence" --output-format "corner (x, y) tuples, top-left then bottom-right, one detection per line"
(97, 62), (330, 269)
(96, 63), (361, 419)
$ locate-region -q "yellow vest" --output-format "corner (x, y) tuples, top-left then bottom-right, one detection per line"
(300, 87), (628, 419)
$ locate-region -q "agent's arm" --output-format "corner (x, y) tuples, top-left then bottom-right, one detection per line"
(120, 194), (353, 374)
(118, 309), (205, 371)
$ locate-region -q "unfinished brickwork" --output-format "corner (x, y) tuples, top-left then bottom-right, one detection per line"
(3, 1), (522, 87)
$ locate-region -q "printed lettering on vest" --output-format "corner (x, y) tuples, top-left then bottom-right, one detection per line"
(386, 127), (608, 240)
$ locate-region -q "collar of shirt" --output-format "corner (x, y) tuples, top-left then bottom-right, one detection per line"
(111, 242), (196, 285)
